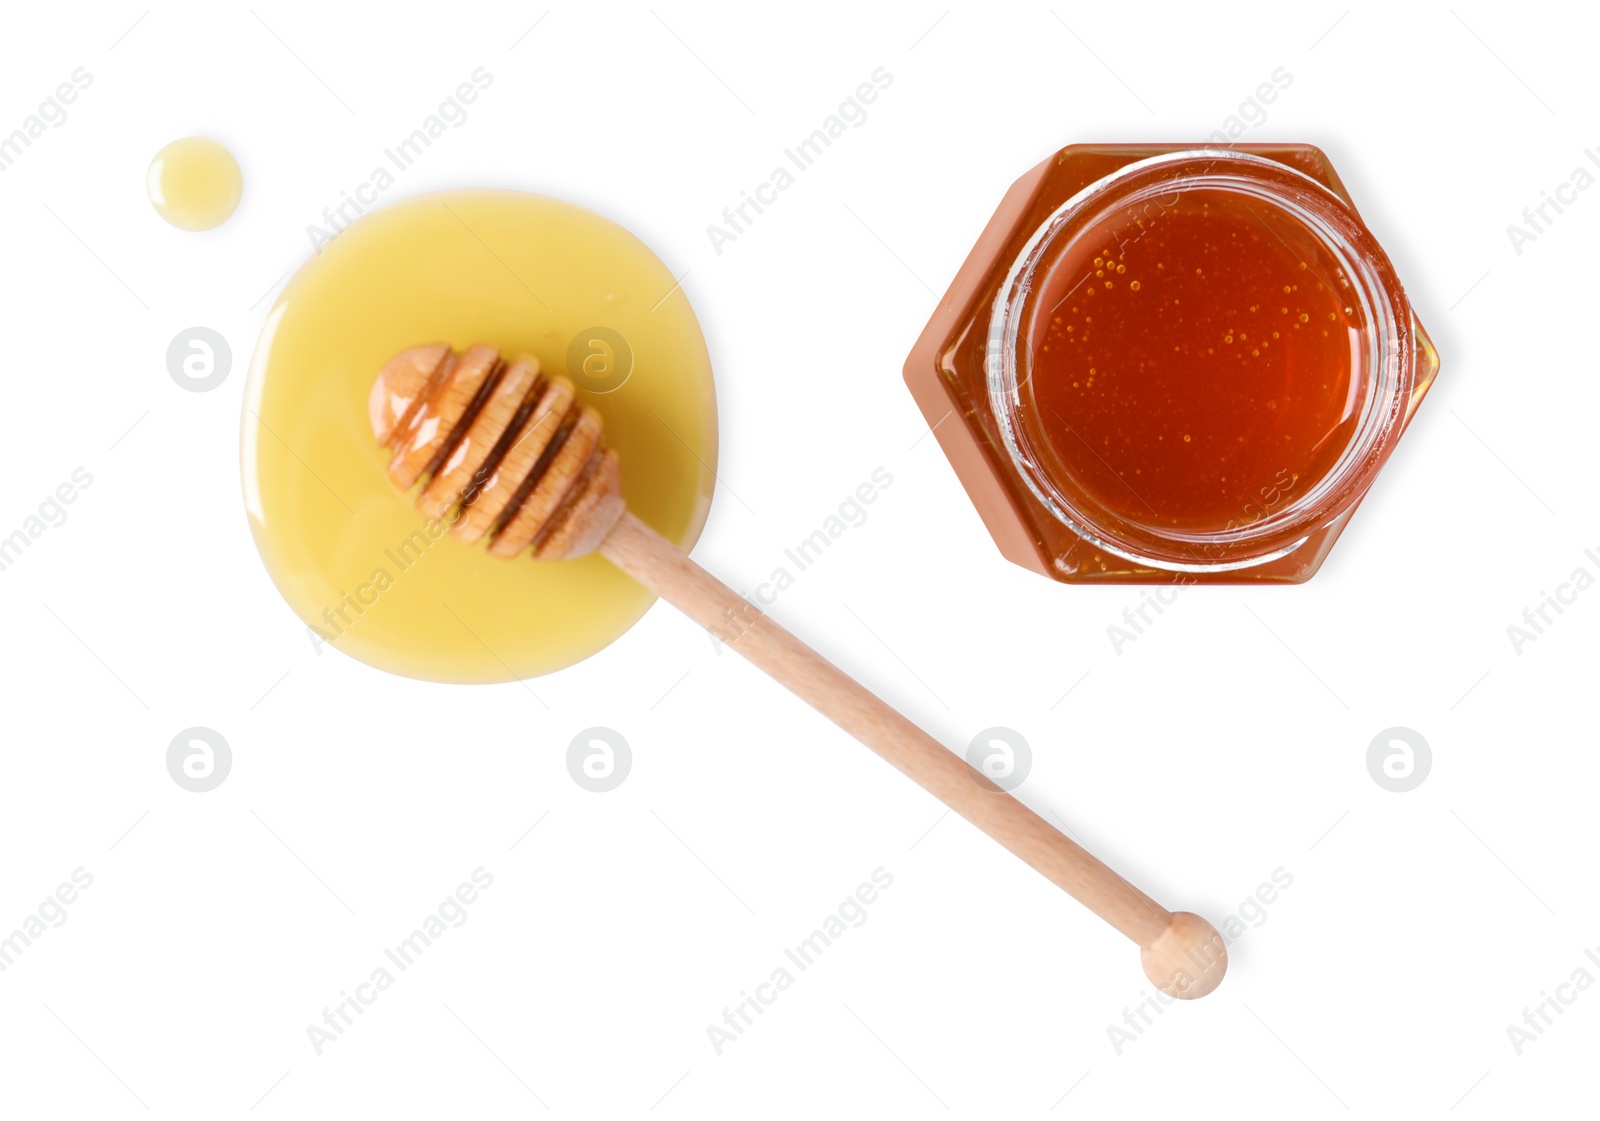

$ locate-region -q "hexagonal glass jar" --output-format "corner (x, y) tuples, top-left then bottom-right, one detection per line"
(904, 144), (1438, 584)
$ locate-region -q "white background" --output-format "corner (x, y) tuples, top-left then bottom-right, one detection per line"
(0, 2), (1594, 1117)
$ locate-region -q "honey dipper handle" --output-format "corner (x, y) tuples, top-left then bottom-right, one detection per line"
(598, 512), (1228, 998)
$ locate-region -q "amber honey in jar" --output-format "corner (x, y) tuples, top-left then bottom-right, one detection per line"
(905, 145), (1438, 583)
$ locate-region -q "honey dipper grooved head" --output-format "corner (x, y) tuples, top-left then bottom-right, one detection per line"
(1140, 911), (1228, 999)
(371, 344), (625, 560)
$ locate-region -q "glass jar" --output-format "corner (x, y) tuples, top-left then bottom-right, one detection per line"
(905, 144), (1439, 583)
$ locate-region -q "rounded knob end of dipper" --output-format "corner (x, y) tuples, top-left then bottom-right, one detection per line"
(1140, 911), (1228, 999)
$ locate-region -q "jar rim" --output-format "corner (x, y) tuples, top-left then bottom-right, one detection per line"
(985, 148), (1416, 573)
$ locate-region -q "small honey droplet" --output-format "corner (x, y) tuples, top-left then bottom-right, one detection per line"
(147, 137), (243, 231)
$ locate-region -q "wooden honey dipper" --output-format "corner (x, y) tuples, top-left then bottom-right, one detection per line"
(372, 342), (1229, 997)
